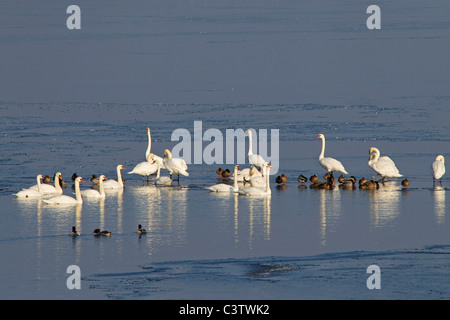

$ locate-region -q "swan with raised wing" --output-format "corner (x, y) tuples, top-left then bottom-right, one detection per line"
(316, 134), (348, 175)
(368, 147), (403, 178)
(206, 165), (240, 193)
(43, 177), (84, 205)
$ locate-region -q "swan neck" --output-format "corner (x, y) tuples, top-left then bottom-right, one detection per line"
(247, 131), (253, 156)
(75, 181), (82, 201)
(99, 179), (105, 195)
(265, 166), (271, 193)
(319, 136), (325, 160)
(156, 163), (161, 179)
(233, 167), (239, 190)
(36, 176), (42, 193)
(146, 130), (152, 158)
(117, 166), (123, 184)
(54, 174), (62, 191)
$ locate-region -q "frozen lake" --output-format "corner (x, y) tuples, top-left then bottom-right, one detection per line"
(1, 0), (450, 301)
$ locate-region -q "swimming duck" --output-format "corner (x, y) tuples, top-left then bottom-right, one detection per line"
(93, 229), (111, 236)
(216, 168), (224, 176)
(221, 169), (232, 178)
(43, 175), (52, 184)
(137, 224), (147, 234)
(309, 175), (318, 183)
(70, 226), (80, 237)
(90, 174), (100, 184)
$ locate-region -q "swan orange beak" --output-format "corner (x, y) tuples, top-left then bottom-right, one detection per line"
(80, 179), (85, 183)
(237, 166), (241, 169)
(316, 135), (321, 139)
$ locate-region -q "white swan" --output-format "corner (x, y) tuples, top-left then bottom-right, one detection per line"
(103, 165), (125, 189)
(432, 155), (445, 183)
(232, 166), (252, 182)
(29, 172), (63, 195)
(368, 147), (402, 178)
(207, 165), (240, 193)
(81, 175), (107, 198)
(13, 174), (43, 198)
(145, 128), (165, 168)
(238, 163), (271, 196)
(163, 149), (189, 181)
(43, 177), (84, 205)
(247, 129), (267, 169)
(153, 160), (172, 186)
(317, 134), (348, 175)
(128, 157), (158, 183)
(249, 164), (270, 187)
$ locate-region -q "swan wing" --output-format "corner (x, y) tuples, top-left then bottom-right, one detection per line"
(433, 160), (445, 179)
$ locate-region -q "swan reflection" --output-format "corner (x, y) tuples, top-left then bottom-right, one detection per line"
(368, 180), (401, 228)
(433, 186), (446, 224)
(242, 194), (271, 249)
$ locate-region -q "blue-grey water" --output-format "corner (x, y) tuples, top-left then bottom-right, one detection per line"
(1, 0), (450, 300)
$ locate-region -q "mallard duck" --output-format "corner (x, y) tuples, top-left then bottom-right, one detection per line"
(221, 169), (231, 178)
(309, 175), (318, 183)
(90, 174), (100, 184)
(216, 168), (224, 176)
(401, 179), (410, 188)
(297, 174), (307, 184)
(43, 175), (52, 184)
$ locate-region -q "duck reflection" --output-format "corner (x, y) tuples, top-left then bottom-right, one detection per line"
(368, 180), (401, 228)
(433, 186), (446, 224)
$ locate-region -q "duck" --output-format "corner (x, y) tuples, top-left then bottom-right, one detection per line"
(207, 165), (240, 193)
(93, 229), (111, 236)
(90, 174), (100, 184)
(13, 174), (44, 198)
(42, 176), (85, 205)
(309, 175), (318, 183)
(216, 168), (224, 176)
(81, 175), (107, 198)
(43, 175), (52, 184)
(317, 134), (348, 175)
(70, 226), (80, 237)
(137, 224), (147, 234)
(359, 179), (379, 190)
(221, 169), (232, 179)
(163, 149), (189, 182)
(401, 179), (410, 188)
(103, 165), (125, 189)
(297, 174), (307, 184)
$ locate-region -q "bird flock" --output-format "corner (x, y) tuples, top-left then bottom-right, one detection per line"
(11, 129), (446, 237)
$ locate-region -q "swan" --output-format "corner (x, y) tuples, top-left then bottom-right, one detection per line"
(145, 128), (165, 168)
(153, 160), (172, 185)
(368, 147), (403, 178)
(238, 163), (271, 196)
(128, 156), (158, 183)
(163, 149), (189, 181)
(246, 129), (267, 169)
(249, 164), (270, 187)
(206, 165), (240, 193)
(43, 176), (85, 205)
(317, 134), (348, 175)
(233, 166), (252, 182)
(432, 155), (445, 184)
(81, 175), (107, 198)
(13, 174), (44, 198)
(29, 172), (63, 195)
(103, 165), (125, 189)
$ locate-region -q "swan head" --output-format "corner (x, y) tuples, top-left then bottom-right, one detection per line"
(369, 147), (380, 155)
(99, 175), (107, 181)
(55, 172), (62, 180)
(436, 155), (445, 163)
(234, 165), (241, 170)
(118, 165), (125, 170)
(316, 134), (324, 140)
(75, 176), (85, 183)
(164, 149), (172, 159)
(369, 152), (378, 162)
